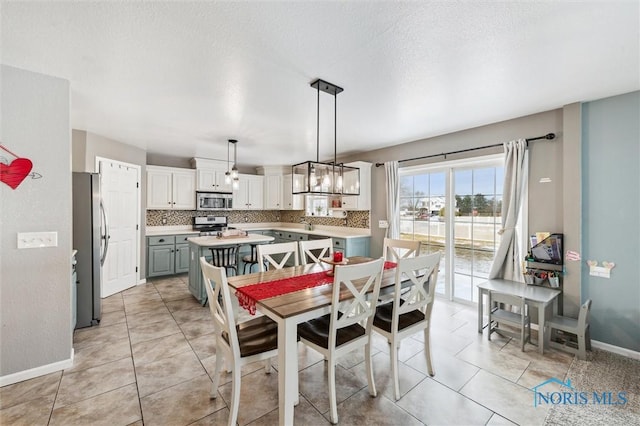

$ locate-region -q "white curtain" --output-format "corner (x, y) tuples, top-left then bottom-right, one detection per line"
(489, 139), (529, 280)
(384, 161), (400, 239)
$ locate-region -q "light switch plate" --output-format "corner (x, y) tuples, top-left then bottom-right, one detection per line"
(378, 220), (389, 229)
(17, 232), (58, 249)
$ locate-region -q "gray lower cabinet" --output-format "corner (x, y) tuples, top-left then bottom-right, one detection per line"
(147, 234), (193, 277)
(333, 236), (370, 257)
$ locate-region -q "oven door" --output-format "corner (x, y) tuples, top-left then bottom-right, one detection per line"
(197, 193), (227, 210)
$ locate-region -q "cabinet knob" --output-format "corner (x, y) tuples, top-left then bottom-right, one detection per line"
(159, 239), (165, 242)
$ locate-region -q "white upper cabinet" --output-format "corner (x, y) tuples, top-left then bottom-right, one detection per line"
(233, 174), (264, 210)
(147, 166), (196, 210)
(340, 161), (371, 211)
(283, 174), (305, 210)
(191, 158), (233, 193)
(264, 174), (283, 209)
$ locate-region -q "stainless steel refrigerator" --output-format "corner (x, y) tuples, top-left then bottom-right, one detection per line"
(72, 172), (108, 328)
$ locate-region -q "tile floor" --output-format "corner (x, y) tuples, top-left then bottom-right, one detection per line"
(1, 274), (580, 425)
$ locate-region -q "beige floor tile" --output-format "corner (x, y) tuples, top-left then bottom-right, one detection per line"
(54, 357), (136, 408)
(217, 366), (280, 425)
(123, 291), (163, 307)
(101, 294), (124, 314)
(188, 407), (231, 425)
(333, 388), (424, 426)
(122, 282), (159, 295)
(135, 350), (206, 397)
(128, 318), (182, 345)
(178, 317), (215, 339)
(140, 375), (225, 426)
(125, 305), (174, 328)
(486, 413), (518, 425)
(50, 383), (141, 426)
(66, 337), (131, 373)
(397, 377), (493, 425)
(298, 359), (368, 415)
(123, 298), (166, 316)
(246, 396), (326, 426)
(350, 351), (427, 401)
(165, 296), (203, 313)
(73, 322), (129, 350)
(0, 371), (61, 409)
(0, 395), (55, 426)
(99, 309), (126, 326)
(406, 346), (479, 391)
(188, 333), (217, 360)
(201, 354), (273, 387)
(456, 340), (531, 382)
(460, 369), (550, 425)
(131, 332), (192, 366)
(171, 306), (211, 324)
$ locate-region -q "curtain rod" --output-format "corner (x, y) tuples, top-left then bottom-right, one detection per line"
(374, 133), (555, 167)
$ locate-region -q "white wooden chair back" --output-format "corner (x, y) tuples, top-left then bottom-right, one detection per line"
(200, 257), (239, 359)
(383, 238), (421, 262)
(299, 238), (334, 264)
(329, 258), (385, 345)
(392, 253), (440, 321)
(257, 241), (299, 271)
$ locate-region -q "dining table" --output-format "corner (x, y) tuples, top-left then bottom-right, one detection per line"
(226, 256), (397, 426)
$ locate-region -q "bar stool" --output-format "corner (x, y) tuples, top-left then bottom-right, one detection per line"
(209, 245), (238, 277)
(242, 244), (261, 274)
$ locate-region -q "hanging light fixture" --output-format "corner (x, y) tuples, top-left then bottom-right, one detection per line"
(292, 79), (359, 195)
(230, 139), (240, 190)
(224, 140), (232, 185)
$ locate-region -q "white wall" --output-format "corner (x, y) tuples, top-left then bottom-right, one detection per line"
(1, 65), (72, 382)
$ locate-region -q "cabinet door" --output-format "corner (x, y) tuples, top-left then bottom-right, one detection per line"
(147, 169), (173, 209)
(148, 245), (175, 277)
(283, 175), (304, 210)
(247, 176), (264, 209)
(175, 244), (190, 273)
(233, 176), (250, 209)
(265, 175), (282, 210)
(172, 170), (196, 209)
(197, 169), (216, 191)
(216, 171), (234, 193)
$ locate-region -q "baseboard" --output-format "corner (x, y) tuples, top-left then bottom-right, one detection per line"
(591, 340), (640, 360)
(138, 278), (147, 285)
(0, 348), (74, 387)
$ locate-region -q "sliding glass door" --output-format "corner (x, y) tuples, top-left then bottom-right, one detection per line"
(399, 156), (503, 303)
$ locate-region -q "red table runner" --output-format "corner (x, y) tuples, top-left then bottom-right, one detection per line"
(235, 261), (397, 315)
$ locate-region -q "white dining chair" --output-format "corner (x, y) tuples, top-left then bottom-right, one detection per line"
(488, 290), (531, 351)
(257, 241), (299, 271)
(297, 257), (385, 424)
(299, 238), (333, 264)
(382, 238), (421, 262)
(200, 257), (278, 426)
(372, 253), (440, 400)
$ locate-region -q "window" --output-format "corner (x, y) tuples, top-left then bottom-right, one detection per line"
(400, 155), (503, 303)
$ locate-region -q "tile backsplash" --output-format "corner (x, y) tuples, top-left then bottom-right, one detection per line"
(146, 209), (370, 229)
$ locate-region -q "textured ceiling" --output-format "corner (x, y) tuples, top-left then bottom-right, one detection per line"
(2, 1), (639, 167)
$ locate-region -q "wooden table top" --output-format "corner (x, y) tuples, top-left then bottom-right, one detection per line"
(227, 256), (396, 319)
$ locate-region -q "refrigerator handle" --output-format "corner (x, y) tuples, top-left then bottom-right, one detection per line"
(100, 199), (110, 266)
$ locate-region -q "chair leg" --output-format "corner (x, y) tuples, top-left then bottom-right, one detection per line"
(328, 359), (338, 424)
(229, 365), (242, 426)
(391, 342), (400, 400)
(211, 342), (223, 399)
(365, 341), (377, 398)
(264, 358), (271, 374)
(577, 333), (586, 361)
(424, 328), (434, 377)
(586, 326), (592, 351)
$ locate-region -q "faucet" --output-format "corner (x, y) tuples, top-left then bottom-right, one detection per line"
(299, 217), (313, 231)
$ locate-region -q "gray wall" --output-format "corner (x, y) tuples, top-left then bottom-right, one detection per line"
(581, 91), (640, 352)
(72, 129), (148, 278)
(1, 65), (72, 378)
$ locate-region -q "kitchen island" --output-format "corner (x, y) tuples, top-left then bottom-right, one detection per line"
(187, 233), (275, 304)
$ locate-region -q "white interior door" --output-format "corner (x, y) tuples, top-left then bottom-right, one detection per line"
(100, 160), (139, 297)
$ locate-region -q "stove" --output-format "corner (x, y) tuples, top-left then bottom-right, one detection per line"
(193, 216), (233, 236)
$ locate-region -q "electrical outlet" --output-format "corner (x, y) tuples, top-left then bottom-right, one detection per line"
(378, 220), (389, 229)
(17, 232), (58, 249)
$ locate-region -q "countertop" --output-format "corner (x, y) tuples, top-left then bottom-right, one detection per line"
(146, 223), (371, 239)
(187, 233), (275, 247)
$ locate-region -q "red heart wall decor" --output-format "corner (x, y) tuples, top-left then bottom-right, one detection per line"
(0, 158), (33, 189)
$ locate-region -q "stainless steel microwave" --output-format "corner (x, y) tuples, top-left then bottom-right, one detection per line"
(196, 192), (233, 210)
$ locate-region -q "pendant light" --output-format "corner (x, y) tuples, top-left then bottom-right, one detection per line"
(230, 139), (240, 190)
(224, 140), (232, 184)
(292, 79), (359, 195)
